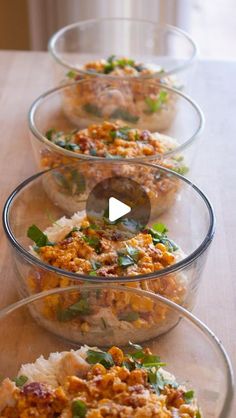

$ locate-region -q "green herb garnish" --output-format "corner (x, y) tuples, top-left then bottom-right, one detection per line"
(109, 126), (131, 141)
(90, 260), (101, 270)
(86, 349), (114, 369)
(110, 108), (139, 123)
(196, 410), (202, 418)
(71, 399), (87, 418)
(184, 390), (195, 403)
(126, 245), (140, 262)
(53, 169), (86, 195)
(89, 271), (97, 276)
(119, 311), (139, 322)
(147, 223), (178, 252)
(145, 90), (168, 113)
(89, 260), (101, 275)
(172, 165), (189, 176)
(45, 129), (56, 141)
(27, 225), (53, 247)
(54, 140), (80, 152)
(152, 223), (168, 234)
(118, 255), (135, 268)
(57, 298), (90, 321)
(116, 58), (135, 68)
(148, 369), (177, 394)
(65, 227), (79, 239)
(13, 375), (28, 387)
(83, 236), (100, 252)
(66, 70), (78, 79)
(83, 103), (102, 117)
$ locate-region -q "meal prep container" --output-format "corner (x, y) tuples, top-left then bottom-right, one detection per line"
(3, 161), (214, 339)
(28, 78), (204, 176)
(0, 287), (233, 417)
(48, 18), (197, 90)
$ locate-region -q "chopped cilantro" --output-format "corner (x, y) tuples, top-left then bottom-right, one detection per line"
(109, 126), (131, 141)
(13, 375), (28, 387)
(147, 223), (178, 252)
(89, 271), (97, 276)
(70, 169), (86, 194)
(116, 58), (135, 68)
(65, 227), (79, 239)
(107, 54), (116, 64)
(66, 70), (78, 79)
(83, 103), (102, 117)
(184, 390), (195, 403)
(45, 129), (56, 141)
(172, 165), (189, 176)
(90, 260), (101, 270)
(126, 245), (140, 262)
(145, 90), (168, 113)
(110, 108), (139, 123)
(118, 255), (135, 268)
(57, 298), (90, 322)
(53, 169), (86, 195)
(152, 223), (168, 234)
(54, 140), (80, 152)
(83, 236), (100, 252)
(86, 349), (114, 369)
(119, 311), (139, 322)
(27, 225), (53, 247)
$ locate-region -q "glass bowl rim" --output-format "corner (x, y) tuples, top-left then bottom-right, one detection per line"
(28, 79), (204, 161)
(3, 160), (215, 283)
(0, 284), (233, 418)
(48, 17), (198, 78)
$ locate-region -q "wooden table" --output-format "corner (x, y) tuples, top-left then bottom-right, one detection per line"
(0, 51), (235, 414)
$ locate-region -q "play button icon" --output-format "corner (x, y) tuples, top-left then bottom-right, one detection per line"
(108, 197), (131, 222)
(86, 176), (151, 241)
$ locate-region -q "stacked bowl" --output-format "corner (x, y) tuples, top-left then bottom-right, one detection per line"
(0, 18), (234, 418)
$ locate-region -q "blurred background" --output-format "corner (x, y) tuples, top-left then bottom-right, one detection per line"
(0, 0), (235, 59)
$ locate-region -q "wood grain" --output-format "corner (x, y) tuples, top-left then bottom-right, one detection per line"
(0, 52), (235, 415)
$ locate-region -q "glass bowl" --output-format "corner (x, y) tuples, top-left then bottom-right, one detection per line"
(0, 287), (233, 417)
(48, 18), (197, 90)
(28, 78), (204, 176)
(3, 160), (215, 323)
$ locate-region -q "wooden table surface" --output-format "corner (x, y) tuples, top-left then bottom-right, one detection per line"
(0, 51), (235, 415)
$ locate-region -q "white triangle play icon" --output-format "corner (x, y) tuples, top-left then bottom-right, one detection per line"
(108, 197), (131, 222)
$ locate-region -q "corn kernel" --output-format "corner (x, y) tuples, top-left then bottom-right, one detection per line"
(133, 318), (148, 329)
(156, 243), (167, 252)
(80, 322), (90, 333)
(130, 294), (154, 312)
(108, 346), (124, 365)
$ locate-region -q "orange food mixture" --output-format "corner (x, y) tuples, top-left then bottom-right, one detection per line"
(27, 217), (186, 332)
(1, 346), (200, 417)
(37, 218), (176, 277)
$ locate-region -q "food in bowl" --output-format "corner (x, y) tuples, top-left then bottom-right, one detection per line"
(42, 121), (188, 176)
(0, 343), (201, 417)
(25, 212), (187, 345)
(40, 160), (180, 220)
(62, 74), (177, 132)
(66, 54), (179, 86)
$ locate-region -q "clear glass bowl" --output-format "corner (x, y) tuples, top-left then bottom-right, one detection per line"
(3, 160), (215, 325)
(0, 287), (233, 417)
(48, 18), (197, 89)
(28, 78), (204, 176)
